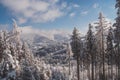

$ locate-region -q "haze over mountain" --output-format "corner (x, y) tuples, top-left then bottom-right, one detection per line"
(19, 26), (71, 43)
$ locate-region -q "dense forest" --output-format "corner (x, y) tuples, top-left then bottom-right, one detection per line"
(0, 0), (120, 80)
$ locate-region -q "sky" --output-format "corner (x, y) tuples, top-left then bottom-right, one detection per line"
(0, 0), (116, 33)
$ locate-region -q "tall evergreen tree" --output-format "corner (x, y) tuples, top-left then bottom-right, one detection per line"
(0, 30), (17, 80)
(94, 12), (110, 80)
(70, 27), (81, 80)
(0, 31), (4, 63)
(86, 24), (96, 80)
(106, 27), (114, 80)
(113, 0), (120, 79)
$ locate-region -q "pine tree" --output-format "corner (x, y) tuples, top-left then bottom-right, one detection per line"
(17, 45), (36, 79)
(86, 24), (96, 80)
(0, 31), (4, 63)
(113, 0), (120, 79)
(106, 27), (114, 80)
(22, 42), (34, 65)
(70, 27), (81, 80)
(12, 19), (22, 61)
(0, 31), (17, 80)
(94, 12), (110, 80)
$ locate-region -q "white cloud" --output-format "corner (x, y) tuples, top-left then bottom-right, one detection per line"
(66, 3), (80, 11)
(18, 18), (27, 24)
(32, 9), (64, 23)
(73, 4), (80, 8)
(69, 12), (76, 17)
(93, 3), (99, 9)
(0, 0), (66, 24)
(61, 2), (67, 8)
(81, 11), (88, 15)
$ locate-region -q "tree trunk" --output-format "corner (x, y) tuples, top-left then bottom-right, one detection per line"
(102, 48), (105, 80)
(111, 54), (113, 80)
(111, 63), (113, 80)
(118, 43), (120, 80)
(77, 56), (80, 80)
(87, 65), (91, 80)
(108, 58), (110, 80)
(95, 62), (97, 80)
(69, 52), (70, 76)
(92, 55), (94, 80)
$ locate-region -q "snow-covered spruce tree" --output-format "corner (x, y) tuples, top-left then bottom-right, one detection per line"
(113, 0), (120, 79)
(0, 31), (4, 63)
(86, 24), (97, 80)
(12, 19), (23, 62)
(0, 20), (53, 80)
(70, 27), (81, 80)
(106, 27), (115, 80)
(21, 42), (34, 64)
(19, 42), (36, 80)
(83, 42), (91, 80)
(0, 30), (18, 80)
(0, 20), (35, 80)
(94, 12), (110, 80)
(20, 42), (51, 80)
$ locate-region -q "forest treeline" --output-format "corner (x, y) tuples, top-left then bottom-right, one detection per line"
(70, 0), (120, 80)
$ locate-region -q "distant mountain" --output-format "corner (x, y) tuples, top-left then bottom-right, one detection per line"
(33, 34), (53, 43)
(19, 26), (71, 44)
(18, 27), (71, 58)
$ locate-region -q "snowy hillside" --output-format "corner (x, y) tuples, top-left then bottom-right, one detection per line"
(18, 27), (71, 58)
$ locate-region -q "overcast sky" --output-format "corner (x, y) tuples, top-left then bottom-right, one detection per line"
(0, 0), (116, 32)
